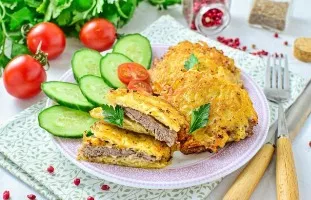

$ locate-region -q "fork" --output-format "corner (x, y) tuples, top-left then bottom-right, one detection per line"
(223, 55), (299, 200)
(265, 55), (299, 200)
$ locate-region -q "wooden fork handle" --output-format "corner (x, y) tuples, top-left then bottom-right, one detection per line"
(223, 143), (274, 200)
(276, 137), (299, 200)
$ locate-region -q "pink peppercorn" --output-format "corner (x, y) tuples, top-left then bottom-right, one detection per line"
(101, 184), (110, 191)
(73, 178), (80, 186)
(3, 191), (10, 200)
(47, 165), (54, 173)
(27, 194), (36, 200)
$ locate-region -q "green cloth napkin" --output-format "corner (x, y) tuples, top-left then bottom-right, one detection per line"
(0, 15), (307, 200)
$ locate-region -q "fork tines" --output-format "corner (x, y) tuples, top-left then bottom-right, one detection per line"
(265, 55), (289, 91)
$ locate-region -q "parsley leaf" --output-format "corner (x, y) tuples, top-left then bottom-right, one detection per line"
(101, 104), (124, 127)
(9, 7), (34, 30)
(56, 9), (72, 26)
(0, 54), (10, 71)
(86, 130), (94, 137)
(184, 54), (198, 70)
(11, 42), (29, 58)
(189, 103), (211, 134)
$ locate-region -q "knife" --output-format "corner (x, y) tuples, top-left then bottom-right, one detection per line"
(223, 80), (311, 200)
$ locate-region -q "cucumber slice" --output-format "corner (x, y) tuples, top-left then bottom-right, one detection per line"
(113, 34), (152, 69)
(38, 105), (97, 138)
(71, 48), (102, 81)
(79, 75), (112, 106)
(42, 81), (94, 111)
(100, 53), (132, 88)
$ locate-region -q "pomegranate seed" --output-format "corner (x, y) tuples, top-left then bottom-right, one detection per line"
(27, 194), (36, 200)
(47, 165), (54, 173)
(101, 184), (110, 191)
(3, 191), (10, 200)
(207, 12), (213, 18)
(73, 178), (80, 186)
(214, 16), (221, 21)
(215, 20), (222, 25)
(284, 41), (288, 46)
(87, 196), (94, 200)
(242, 46), (247, 51)
(274, 33), (279, 38)
(217, 12), (223, 17)
(211, 8), (218, 13)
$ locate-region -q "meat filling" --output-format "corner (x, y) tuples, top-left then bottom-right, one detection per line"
(124, 107), (177, 147)
(82, 145), (157, 162)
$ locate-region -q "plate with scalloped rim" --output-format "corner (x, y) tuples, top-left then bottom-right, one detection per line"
(46, 44), (269, 189)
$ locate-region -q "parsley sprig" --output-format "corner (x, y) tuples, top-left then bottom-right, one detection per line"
(184, 54), (199, 70)
(189, 103), (211, 134)
(101, 104), (124, 127)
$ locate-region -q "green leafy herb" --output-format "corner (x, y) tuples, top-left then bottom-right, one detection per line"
(0, 0), (181, 76)
(184, 54), (199, 70)
(86, 130), (94, 137)
(189, 103), (211, 134)
(101, 104), (124, 127)
(11, 42), (30, 58)
(9, 7), (34, 30)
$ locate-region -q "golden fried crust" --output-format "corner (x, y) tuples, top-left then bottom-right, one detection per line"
(90, 107), (151, 135)
(106, 89), (188, 132)
(90, 121), (172, 159)
(160, 73), (258, 153)
(150, 41), (242, 94)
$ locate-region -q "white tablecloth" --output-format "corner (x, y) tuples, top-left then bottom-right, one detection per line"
(1, 1), (310, 199)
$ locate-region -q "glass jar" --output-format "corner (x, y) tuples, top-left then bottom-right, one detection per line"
(183, 0), (232, 35)
(248, 0), (292, 31)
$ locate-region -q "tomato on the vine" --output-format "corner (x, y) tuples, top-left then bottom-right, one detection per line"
(127, 80), (152, 94)
(27, 22), (66, 59)
(3, 55), (46, 99)
(118, 62), (149, 84)
(79, 18), (116, 52)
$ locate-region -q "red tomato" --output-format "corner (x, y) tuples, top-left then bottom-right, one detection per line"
(27, 22), (66, 59)
(118, 63), (149, 84)
(3, 55), (46, 99)
(127, 80), (152, 93)
(79, 18), (116, 51)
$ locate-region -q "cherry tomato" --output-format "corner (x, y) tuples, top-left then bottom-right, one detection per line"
(3, 55), (46, 99)
(118, 63), (149, 84)
(27, 22), (66, 59)
(79, 18), (116, 51)
(127, 80), (152, 93)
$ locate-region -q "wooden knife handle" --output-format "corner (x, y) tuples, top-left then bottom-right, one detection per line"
(276, 137), (299, 200)
(223, 143), (274, 200)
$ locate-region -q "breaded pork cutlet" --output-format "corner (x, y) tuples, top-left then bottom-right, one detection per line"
(90, 89), (188, 147)
(160, 72), (258, 154)
(149, 41), (242, 95)
(78, 121), (172, 168)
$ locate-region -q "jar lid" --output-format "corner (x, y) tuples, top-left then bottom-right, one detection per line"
(195, 3), (231, 35)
